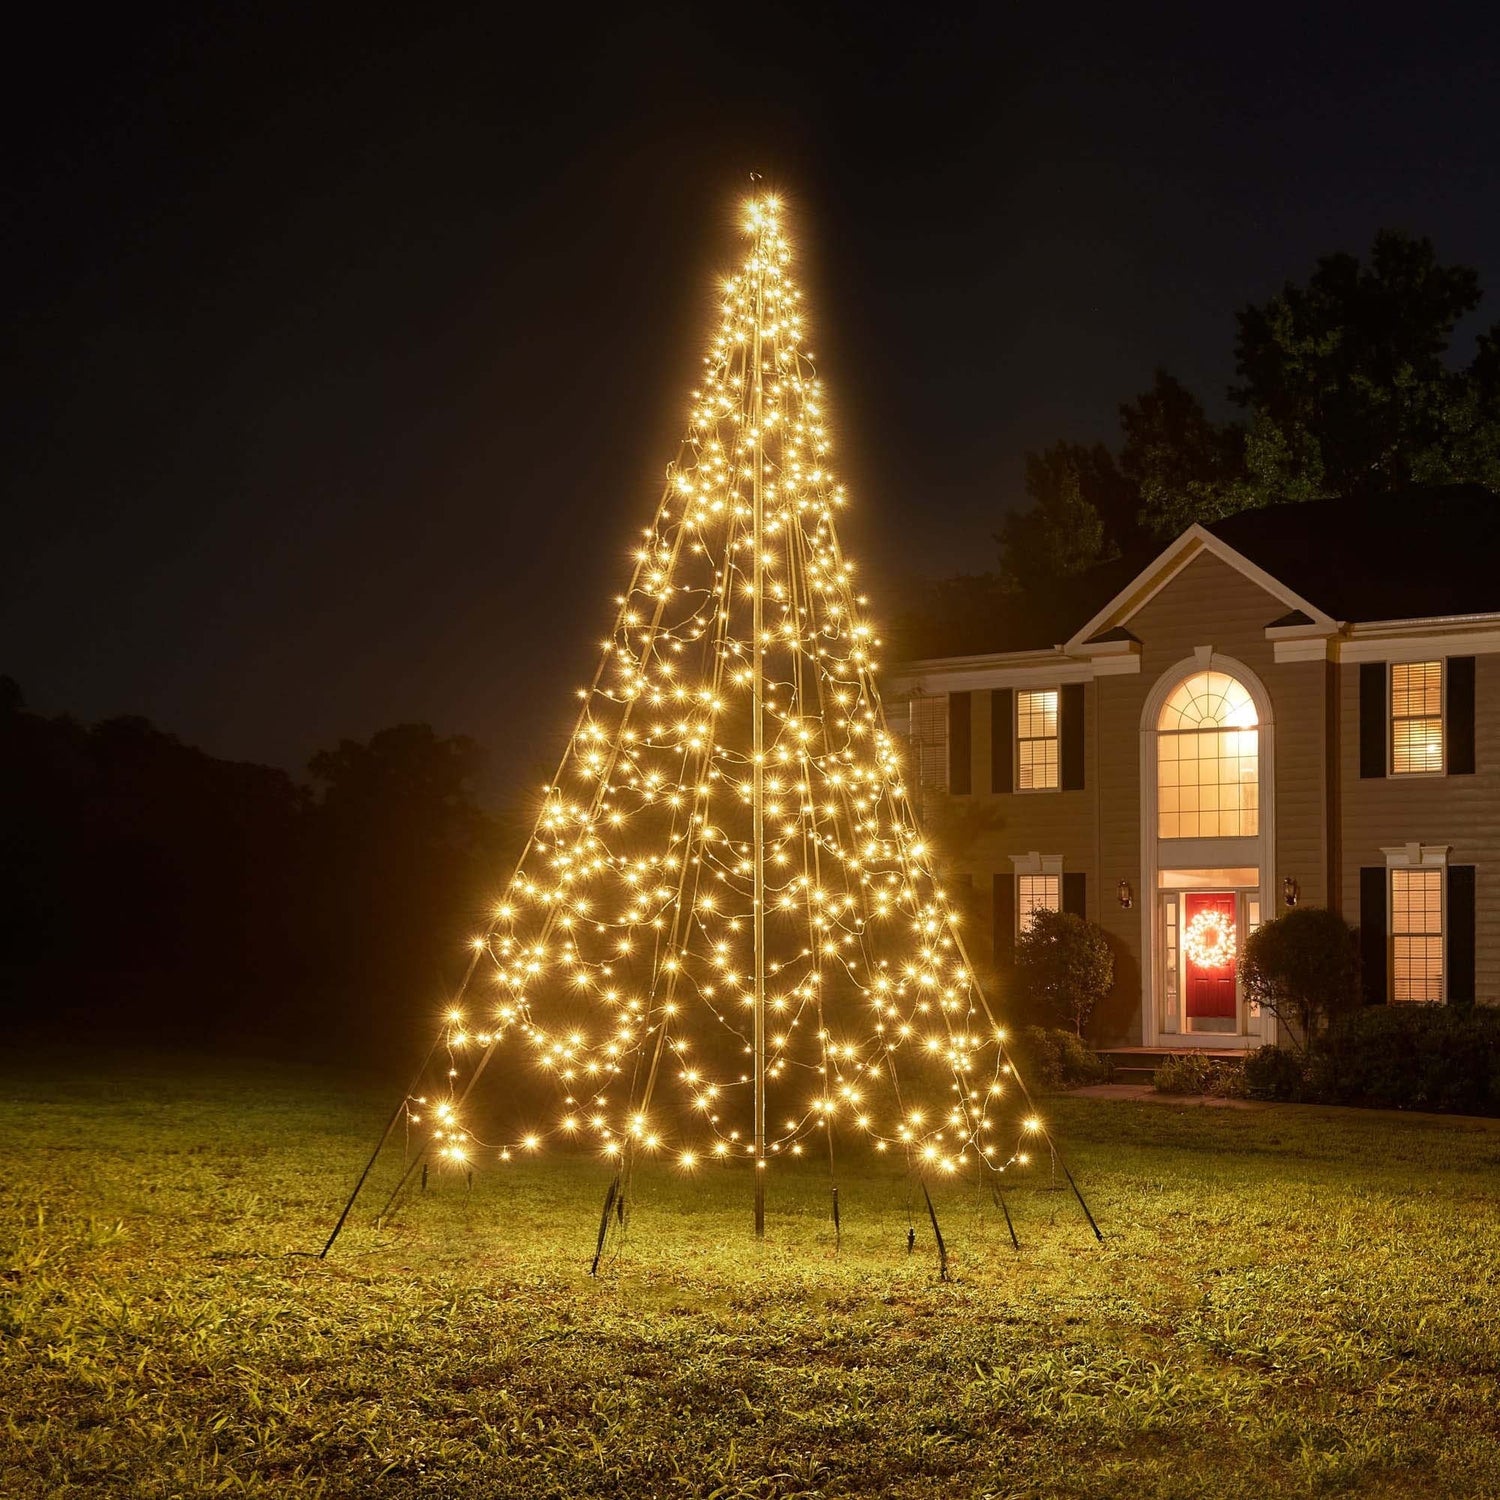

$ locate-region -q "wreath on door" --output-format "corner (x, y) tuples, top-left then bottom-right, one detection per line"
(1183, 908), (1237, 968)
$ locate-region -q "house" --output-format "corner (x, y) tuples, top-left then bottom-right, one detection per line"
(884, 486), (1500, 1050)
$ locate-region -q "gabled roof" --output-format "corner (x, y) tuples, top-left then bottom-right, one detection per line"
(1205, 485), (1500, 622)
(894, 484), (1500, 667)
(1064, 522), (1337, 652)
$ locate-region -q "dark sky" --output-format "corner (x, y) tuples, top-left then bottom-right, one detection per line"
(6, 2), (1499, 797)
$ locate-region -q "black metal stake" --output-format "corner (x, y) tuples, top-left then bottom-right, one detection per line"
(590, 1171), (623, 1277)
(371, 1147), (428, 1231)
(318, 1034), (444, 1260)
(1055, 1150), (1105, 1242)
(989, 1174), (1021, 1251)
(831, 1185), (841, 1250)
(920, 1179), (950, 1282)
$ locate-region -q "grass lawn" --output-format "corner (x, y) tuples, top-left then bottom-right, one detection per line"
(2, 1053), (1499, 1498)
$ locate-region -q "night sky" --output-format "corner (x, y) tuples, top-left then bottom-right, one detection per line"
(7, 3), (1499, 797)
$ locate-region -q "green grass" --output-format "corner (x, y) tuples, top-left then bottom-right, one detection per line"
(3, 1055), (1500, 1497)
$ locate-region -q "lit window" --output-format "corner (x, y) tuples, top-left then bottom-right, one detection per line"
(1016, 689), (1059, 790)
(906, 694), (948, 792)
(1017, 874), (1060, 933)
(1163, 895), (1179, 1017)
(1156, 671), (1259, 838)
(1391, 868), (1443, 1002)
(1391, 662), (1443, 775)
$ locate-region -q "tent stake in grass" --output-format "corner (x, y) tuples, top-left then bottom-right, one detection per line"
(989, 1172), (1021, 1251)
(372, 1147), (427, 1229)
(920, 1180), (950, 1282)
(1053, 1144), (1105, 1242)
(590, 1170), (624, 1277)
(318, 1032), (446, 1260)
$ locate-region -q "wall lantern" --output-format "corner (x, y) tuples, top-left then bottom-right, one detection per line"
(1283, 876), (1299, 908)
(1117, 879), (1133, 909)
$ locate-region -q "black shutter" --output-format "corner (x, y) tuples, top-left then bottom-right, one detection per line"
(1062, 871), (1087, 918)
(1448, 865), (1476, 1008)
(1447, 657), (1476, 775)
(992, 873), (1015, 972)
(1060, 683), (1085, 791)
(990, 689), (1013, 794)
(1359, 866), (1387, 1004)
(948, 691), (972, 795)
(1359, 663), (1387, 779)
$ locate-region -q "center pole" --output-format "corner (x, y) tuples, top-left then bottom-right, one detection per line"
(750, 214), (768, 1238)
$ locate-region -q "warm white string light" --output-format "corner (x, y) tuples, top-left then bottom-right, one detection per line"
(411, 196), (1048, 1208)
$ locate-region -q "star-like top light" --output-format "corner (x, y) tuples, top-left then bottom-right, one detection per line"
(417, 196), (1044, 1190)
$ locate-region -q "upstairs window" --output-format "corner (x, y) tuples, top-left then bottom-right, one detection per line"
(1017, 873), (1060, 933)
(1391, 662), (1443, 775)
(1016, 689), (1059, 790)
(1391, 867), (1443, 1002)
(1157, 670), (1259, 839)
(906, 694), (948, 795)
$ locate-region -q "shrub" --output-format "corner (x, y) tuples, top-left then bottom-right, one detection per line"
(1013, 908), (1114, 1036)
(1308, 1005), (1500, 1115)
(1241, 906), (1361, 1052)
(1152, 1052), (1248, 1098)
(1014, 1025), (1110, 1092)
(1243, 1044), (1306, 1101)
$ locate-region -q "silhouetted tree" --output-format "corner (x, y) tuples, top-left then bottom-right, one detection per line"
(0, 688), (517, 1064)
(996, 442), (1130, 588)
(996, 230), (1500, 585)
(1121, 370), (1248, 537)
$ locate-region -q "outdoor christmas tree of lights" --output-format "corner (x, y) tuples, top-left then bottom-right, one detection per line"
(322, 194), (1100, 1267)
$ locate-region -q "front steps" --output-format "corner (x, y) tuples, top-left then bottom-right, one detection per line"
(1096, 1046), (1247, 1086)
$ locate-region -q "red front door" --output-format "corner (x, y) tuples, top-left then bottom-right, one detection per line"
(1183, 892), (1238, 1020)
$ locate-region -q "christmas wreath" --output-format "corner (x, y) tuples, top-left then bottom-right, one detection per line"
(1183, 908), (1237, 968)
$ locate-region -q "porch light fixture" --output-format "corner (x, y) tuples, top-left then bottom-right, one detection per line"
(1283, 876), (1299, 908)
(1117, 879), (1133, 909)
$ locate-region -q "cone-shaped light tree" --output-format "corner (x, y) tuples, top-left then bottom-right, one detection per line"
(324, 196), (1100, 1257)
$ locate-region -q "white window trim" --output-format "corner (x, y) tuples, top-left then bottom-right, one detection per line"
(1014, 687), (1061, 795)
(1388, 660), (1446, 779)
(1381, 843), (1450, 871)
(1009, 853), (1063, 938)
(1383, 844), (1450, 1005)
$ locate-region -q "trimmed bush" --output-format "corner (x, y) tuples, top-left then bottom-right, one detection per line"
(1241, 906), (1361, 1052)
(1014, 1026), (1110, 1092)
(1152, 1053), (1248, 1098)
(1309, 1005), (1500, 1115)
(1243, 1044), (1306, 1101)
(1013, 909), (1114, 1036)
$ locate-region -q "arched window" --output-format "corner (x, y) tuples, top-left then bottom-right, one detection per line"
(1157, 671), (1259, 838)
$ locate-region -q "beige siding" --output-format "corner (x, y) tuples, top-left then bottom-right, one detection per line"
(1093, 672), (1142, 1043)
(1338, 653), (1500, 1004)
(1271, 659), (1330, 910)
(928, 686), (1098, 1016)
